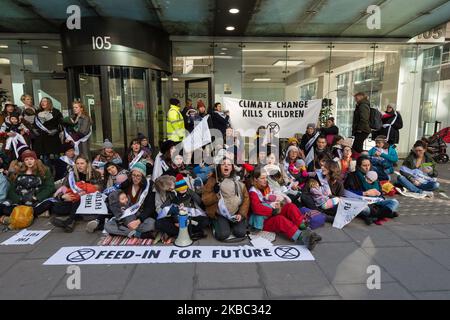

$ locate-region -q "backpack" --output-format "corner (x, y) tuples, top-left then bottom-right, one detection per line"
(369, 107), (383, 130)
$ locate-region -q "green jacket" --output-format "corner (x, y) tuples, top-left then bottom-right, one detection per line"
(352, 99), (371, 134)
(7, 168), (56, 204)
(402, 151), (437, 177)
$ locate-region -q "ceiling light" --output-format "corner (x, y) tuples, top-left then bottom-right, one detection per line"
(220, 52), (226, 55)
(57, 63), (63, 66)
(173, 78), (179, 81)
(41, 46), (48, 49)
(253, 78), (271, 82)
(229, 8), (239, 14)
(226, 26), (235, 31)
(273, 60), (304, 66)
(0, 45), (8, 49)
(58, 50), (62, 54)
(0, 58), (10, 64)
(221, 48), (228, 51)
(161, 77), (168, 81)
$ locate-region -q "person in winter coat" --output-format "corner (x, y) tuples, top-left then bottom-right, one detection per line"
(248, 165), (322, 250)
(320, 117), (339, 146)
(344, 156), (400, 225)
(32, 97), (63, 164)
(0, 150), (55, 218)
(126, 138), (153, 175)
(202, 157), (249, 241)
(103, 162), (128, 191)
(197, 100), (213, 129)
(63, 101), (91, 159)
(368, 135), (398, 181)
(211, 102), (230, 138)
(397, 140), (439, 196)
(49, 155), (103, 232)
(104, 162), (156, 238)
(352, 92), (371, 154)
(92, 139), (123, 176)
(373, 104), (403, 146)
(299, 123), (319, 155)
(338, 145), (356, 178)
(0, 101), (22, 147)
(0, 112), (30, 161)
(155, 174), (209, 243)
(54, 142), (76, 183)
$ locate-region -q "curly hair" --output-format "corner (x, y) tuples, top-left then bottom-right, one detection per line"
(11, 159), (48, 181)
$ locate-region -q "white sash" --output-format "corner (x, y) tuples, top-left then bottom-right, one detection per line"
(128, 150), (145, 170)
(305, 131), (320, 152)
(119, 178), (151, 220)
(92, 160), (106, 168)
(60, 155), (75, 167)
(68, 171), (83, 194)
(5, 134), (28, 159)
(386, 112), (398, 142)
(34, 116), (52, 134)
(157, 204), (206, 220)
(64, 127), (92, 156)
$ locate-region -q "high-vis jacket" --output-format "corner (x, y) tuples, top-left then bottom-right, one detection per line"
(166, 104), (185, 142)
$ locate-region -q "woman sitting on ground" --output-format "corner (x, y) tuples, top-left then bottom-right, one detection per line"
(344, 156), (400, 225)
(396, 140), (439, 197)
(202, 157), (249, 241)
(104, 162), (156, 238)
(49, 155), (103, 232)
(248, 166), (322, 250)
(92, 139), (123, 176)
(155, 174), (209, 244)
(0, 150), (55, 219)
(126, 138), (153, 176)
(103, 162), (128, 191)
(368, 135), (398, 181)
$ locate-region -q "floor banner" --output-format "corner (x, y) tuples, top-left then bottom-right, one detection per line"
(43, 245), (315, 265)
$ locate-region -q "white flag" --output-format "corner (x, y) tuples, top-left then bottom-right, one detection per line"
(333, 197), (368, 229)
(343, 190), (384, 204)
(182, 115), (212, 153)
(305, 147), (314, 167)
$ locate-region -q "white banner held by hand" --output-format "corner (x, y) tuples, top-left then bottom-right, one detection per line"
(333, 197), (368, 229)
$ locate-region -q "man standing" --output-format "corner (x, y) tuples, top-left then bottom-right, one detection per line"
(352, 92), (371, 155)
(181, 98), (196, 133)
(166, 98), (185, 143)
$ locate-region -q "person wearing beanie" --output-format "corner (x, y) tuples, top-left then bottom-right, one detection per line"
(299, 123), (318, 155)
(154, 173), (208, 242)
(92, 139), (123, 177)
(372, 103), (403, 145)
(0, 148), (55, 220)
(104, 161), (156, 239)
(54, 143), (76, 182)
(0, 111), (30, 161)
(167, 98), (185, 142)
(367, 135), (398, 181)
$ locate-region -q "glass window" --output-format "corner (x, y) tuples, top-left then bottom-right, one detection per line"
(172, 42), (213, 75)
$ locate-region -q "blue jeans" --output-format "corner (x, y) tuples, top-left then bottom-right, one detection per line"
(397, 175), (440, 193)
(359, 199), (400, 217)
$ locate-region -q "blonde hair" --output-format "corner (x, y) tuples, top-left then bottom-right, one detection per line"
(307, 179), (319, 189)
(21, 94), (32, 103)
(73, 155), (96, 182)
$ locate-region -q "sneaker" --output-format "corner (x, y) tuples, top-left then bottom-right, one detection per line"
(422, 191), (434, 198)
(50, 217), (75, 233)
(86, 219), (99, 233)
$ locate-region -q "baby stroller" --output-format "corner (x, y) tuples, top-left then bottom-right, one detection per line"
(425, 128), (449, 163)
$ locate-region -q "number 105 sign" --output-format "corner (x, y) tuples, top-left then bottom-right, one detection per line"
(92, 36), (112, 50)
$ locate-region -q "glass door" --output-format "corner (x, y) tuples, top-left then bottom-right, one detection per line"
(184, 77), (213, 112)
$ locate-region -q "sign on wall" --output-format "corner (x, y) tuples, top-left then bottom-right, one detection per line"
(223, 97), (322, 138)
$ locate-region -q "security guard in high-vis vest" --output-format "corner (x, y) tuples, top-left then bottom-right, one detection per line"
(166, 98), (186, 142)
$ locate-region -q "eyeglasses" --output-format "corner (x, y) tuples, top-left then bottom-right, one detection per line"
(131, 173), (142, 178)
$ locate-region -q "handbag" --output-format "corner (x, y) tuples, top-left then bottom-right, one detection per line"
(301, 208), (325, 229)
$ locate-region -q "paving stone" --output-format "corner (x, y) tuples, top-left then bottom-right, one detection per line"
(412, 291), (450, 300)
(25, 231), (100, 259)
(343, 224), (408, 247)
(365, 247), (450, 291)
(0, 259), (66, 299)
(430, 224), (450, 236)
(0, 253), (25, 274)
(50, 265), (135, 296)
(313, 242), (393, 284)
(334, 283), (415, 300)
(313, 225), (353, 243)
(259, 262), (336, 298)
(121, 263), (195, 299)
(387, 224), (448, 240)
(196, 263), (260, 289)
(194, 288), (265, 300)
(409, 239), (450, 269)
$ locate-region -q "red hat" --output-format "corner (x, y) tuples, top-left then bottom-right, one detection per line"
(20, 149), (38, 161)
(242, 163), (254, 172)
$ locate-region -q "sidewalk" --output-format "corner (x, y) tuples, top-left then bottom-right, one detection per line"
(0, 164), (449, 300)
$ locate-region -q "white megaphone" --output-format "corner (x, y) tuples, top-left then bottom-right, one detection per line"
(175, 207), (193, 247)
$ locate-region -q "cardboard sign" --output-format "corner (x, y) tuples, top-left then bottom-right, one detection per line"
(76, 192), (108, 215)
(1, 229), (50, 245)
